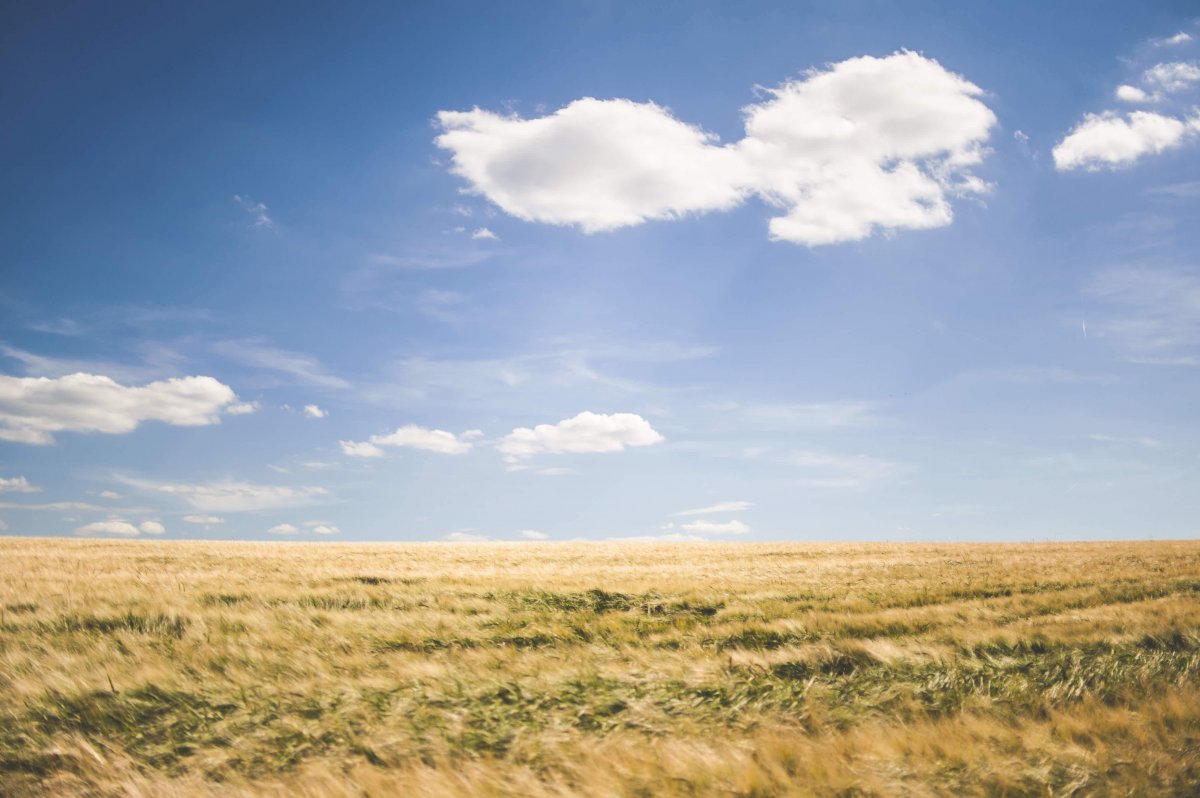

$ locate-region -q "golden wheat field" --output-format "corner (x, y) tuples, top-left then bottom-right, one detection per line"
(1, 537), (1199, 797)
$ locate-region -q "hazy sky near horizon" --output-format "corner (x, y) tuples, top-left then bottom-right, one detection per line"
(2, 1), (1199, 542)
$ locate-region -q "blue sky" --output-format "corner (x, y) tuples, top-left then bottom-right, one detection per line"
(2, 1), (1199, 541)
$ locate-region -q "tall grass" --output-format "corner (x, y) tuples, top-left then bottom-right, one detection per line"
(1, 538), (1198, 796)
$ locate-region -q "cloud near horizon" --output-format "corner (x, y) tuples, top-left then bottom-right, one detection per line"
(436, 51), (997, 246)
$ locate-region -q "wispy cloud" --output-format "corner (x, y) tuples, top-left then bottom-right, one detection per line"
(233, 194), (274, 229)
(1085, 265), (1200, 365)
(119, 477), (329, 513)
(672, 500), (751, 517)
(213, 339), (351, 389)
(785, 450), (906, 489)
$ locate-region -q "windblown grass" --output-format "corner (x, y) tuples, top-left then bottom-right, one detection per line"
(1, 538), (1198, 796)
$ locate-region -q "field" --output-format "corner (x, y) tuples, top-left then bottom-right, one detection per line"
(1, 538), (1199, 797)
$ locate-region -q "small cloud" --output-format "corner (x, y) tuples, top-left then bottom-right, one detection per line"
(233, 194), (275, 229)
(1115, 84), (1151, 103)
(268, 521), (339, 535)
(183, 514), (223, 525)
(518, 529), (549, 540)
(536, 467), (575, 476)
(1052, 111), (1195, 171)
(444, 531), (489, 542)
(672, 500), (751, 517)
(498, 411), (664, 461)
(76, 519), (141, 537)
(1013, 129), (1035, 159)
(139, 520), (165, 535)
(341, 424), (475, 457)
(303, 404), (328, 419)
(1144, 62), (1200, 94)
(670, 519), (750, 535)
(97, 490), (122, 500)
(1157, 31), (1193, 46)
(226, 401), (259, 415)
(471, 227), (499, 241)
(0, 476), (40, 494)
(340, 440), (385, 458)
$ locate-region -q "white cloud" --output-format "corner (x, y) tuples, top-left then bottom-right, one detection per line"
(341, 424), (475, 457)
(76, 520), (141, 537)
(786, 450), (905, 489)
(139, 520), (165, 535)
(676, 519), (750, 535)
(226, 401), (259, 415)
(339, 440), (384, 458)
(129, 479), (328, 512)
(303, 404), (328, 419)
(98, 491), (122, 499)
(1053, 111), (1194, 171)
(444, 531), (489, 542)
(0, 373), (243, 445)
(673, 500), (751, 517)
(1144, 62), (1200, 94)
(498, 411), (664, 460)
(183, 514), (223, 525)
(436, 51), (996, 246)
(1085, 265), (1200, 365)
(233, 194), (274, 229)
(518, 529), (549, 540)
(267, 521), (339, 536)
(0, 476), (39, 493)
(1157, 32), (1193, 46)
(470, 227), (498, 240)
(1115, 84), (1151, 103)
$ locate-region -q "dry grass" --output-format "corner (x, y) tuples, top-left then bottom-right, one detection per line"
(1, 537), (1199, 796)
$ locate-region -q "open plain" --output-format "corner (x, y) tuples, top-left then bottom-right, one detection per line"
(1, 537), (1199, 797)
